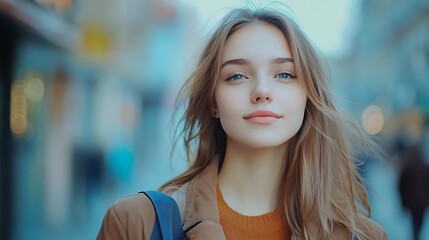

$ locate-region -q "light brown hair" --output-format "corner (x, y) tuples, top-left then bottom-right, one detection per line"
(161, 5), (374, 239)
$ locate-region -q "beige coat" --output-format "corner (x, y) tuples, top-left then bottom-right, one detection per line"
(97, 158), (387, 239)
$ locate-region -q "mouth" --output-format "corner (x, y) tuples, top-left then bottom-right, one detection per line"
(243, 110), (283, 124)
(243, 110), (282, 119)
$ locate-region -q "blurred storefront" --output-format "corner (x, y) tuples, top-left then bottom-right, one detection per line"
(0, 0), (195, 239)
(331, 0), (429, 142)
(329, 0), (429, 239)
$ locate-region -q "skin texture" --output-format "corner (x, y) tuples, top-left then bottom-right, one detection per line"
(215, 22), (308, 216)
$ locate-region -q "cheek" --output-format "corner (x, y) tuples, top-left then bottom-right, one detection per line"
(297, 94), (308, 113)
(280, 88), (307, 111)
(215, 88), (242, 114)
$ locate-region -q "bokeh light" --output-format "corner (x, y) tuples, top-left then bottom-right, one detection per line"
(10, 81), (27, 137)
(362, 105), (384, 135)
(25, 73), (45, 102)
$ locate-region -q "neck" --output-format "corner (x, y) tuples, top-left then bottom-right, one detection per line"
(218, 138), (288, 216)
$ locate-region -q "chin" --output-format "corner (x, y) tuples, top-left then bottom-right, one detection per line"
(225, 129), (299, 150)
(239, 138), (291, 150)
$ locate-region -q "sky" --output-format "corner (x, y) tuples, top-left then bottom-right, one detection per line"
(182, 0), (361, 58)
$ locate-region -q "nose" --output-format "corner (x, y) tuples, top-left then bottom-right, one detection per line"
(251, 80), (272, 104)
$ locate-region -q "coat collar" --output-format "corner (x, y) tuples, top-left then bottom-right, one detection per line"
(179, 156), (297, 239)
(182, 156), (225, 239)
(172, 155), (384, 240)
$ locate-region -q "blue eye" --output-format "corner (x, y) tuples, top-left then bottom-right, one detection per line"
(276, 72), (295, 79)
(227, 74), (246, 81)
(277, 73), (292, 79)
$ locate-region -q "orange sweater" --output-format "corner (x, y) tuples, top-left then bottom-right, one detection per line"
(217, 184), (291, 240)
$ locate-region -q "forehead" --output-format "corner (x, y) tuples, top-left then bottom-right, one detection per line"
(222, 21), (292, 61)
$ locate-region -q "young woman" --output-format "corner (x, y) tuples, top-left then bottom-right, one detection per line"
(97, 6), (387, 240)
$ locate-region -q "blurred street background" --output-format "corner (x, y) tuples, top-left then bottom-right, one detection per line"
(1, 0), (429, 239)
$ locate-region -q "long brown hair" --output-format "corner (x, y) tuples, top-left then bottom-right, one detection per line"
(161, 5), (374, 239)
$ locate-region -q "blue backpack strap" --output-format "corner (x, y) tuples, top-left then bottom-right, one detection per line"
(141, 191), (184, 240)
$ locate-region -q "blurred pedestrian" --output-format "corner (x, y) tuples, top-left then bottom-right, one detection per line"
(398, 141), (429, 240)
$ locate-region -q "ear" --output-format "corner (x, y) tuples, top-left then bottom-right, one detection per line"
(211, 108), (219, 118)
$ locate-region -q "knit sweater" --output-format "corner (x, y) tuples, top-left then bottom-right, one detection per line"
(217, 184), (291, 240)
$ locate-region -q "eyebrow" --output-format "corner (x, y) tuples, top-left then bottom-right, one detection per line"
(221, 57), (294, 69)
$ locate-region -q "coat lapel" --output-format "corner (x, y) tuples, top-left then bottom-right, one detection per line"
(173, 156), (375, 240)
(182, 157), (226, 239)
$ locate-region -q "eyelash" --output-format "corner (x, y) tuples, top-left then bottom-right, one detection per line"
(226, 74), (247, 81)
(275, 72), (296, 80)
(225, 72), (296, 81)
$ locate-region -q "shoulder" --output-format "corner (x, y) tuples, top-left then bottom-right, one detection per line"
(357, 215), (387, 240)
(97, 193), (156, 240)
(164, 182), (190, 220)
(112, 193), (156, 220)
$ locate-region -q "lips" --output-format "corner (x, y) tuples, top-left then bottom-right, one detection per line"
(243, 110), (282, 119)
(243, 110), (282, 124)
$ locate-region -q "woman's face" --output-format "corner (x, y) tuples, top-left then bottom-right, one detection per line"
(214, 21), (307, 149)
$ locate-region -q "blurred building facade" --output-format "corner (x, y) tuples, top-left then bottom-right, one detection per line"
(330, 0), (429, 239)
(1, 0), (196, 239)
(331, 0), (429, 142)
